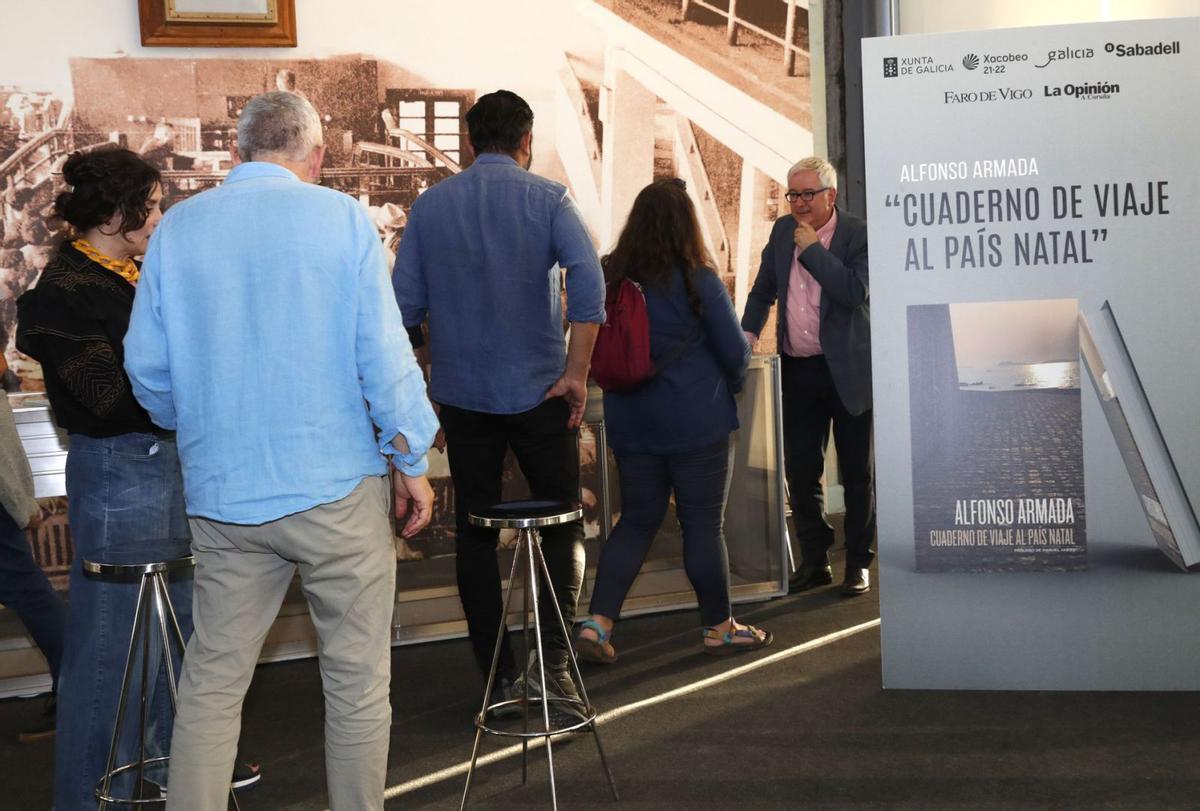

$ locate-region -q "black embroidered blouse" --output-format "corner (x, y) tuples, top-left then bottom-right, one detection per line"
(16, 241), (159, 437)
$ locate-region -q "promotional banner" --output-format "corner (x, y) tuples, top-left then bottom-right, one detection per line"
(864, 17), (1200, 689)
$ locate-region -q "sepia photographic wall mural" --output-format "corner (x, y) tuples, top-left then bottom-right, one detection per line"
(0, 0), (813, 683)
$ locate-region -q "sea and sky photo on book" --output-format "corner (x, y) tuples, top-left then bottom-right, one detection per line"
(908, 299), (1086, 572)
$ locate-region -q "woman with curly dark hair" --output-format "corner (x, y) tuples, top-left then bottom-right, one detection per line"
(15, 147), (260, 806)
(577, 179), (770, 662)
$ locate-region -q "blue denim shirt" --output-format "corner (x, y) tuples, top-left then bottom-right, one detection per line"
(125, 162), (439, 524)
(393, 153), (604, 414)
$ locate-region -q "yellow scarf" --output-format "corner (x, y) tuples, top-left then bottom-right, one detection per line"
(73, 239), (139, 286)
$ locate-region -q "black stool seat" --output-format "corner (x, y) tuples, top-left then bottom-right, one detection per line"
(83, 555), (196, 579)
(468, 500), (582, 529)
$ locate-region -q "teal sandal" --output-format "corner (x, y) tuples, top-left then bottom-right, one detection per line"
(575, 619), (618, 664)
(702, 623), (773, 656)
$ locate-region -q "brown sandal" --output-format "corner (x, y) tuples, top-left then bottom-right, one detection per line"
(702, 623), (772, 656)
(575, 619), (618, 664)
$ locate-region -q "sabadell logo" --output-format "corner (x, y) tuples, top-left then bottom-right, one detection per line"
(963, 54), (980, 70)
(1105, 40), (1180, 57)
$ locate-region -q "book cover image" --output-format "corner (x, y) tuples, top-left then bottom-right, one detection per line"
(908, 300), (1086, 572)
(1079, 304), (1200, 571)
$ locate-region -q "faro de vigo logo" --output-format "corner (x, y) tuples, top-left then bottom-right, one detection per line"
(962, 54), (980, 70)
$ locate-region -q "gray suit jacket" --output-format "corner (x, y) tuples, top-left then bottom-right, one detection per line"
(740, 208), (872, 415)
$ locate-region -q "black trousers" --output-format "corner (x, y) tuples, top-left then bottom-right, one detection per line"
(780, 354), (876, 569)
(439, 398), (585, 678)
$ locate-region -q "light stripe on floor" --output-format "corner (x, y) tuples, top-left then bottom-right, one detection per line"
(377, 618), (881, 803)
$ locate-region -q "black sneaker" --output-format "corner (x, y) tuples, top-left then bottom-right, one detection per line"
(512, 660), (590, 726)
(486, 676), (523, 722)
(17, 694), (56, 743)
(231, 761), (262, 792)
(153, 761), (262, 797)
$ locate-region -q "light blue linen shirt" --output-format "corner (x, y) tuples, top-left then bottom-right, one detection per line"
(125, 162), (438, 524)
(393, 153), (604, 414)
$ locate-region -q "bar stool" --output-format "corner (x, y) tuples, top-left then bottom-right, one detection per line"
(460, 500), (619, 810)
(82, 555), (239, 810)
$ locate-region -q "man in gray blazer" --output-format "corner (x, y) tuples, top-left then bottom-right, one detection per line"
(741, 156), (875, 595)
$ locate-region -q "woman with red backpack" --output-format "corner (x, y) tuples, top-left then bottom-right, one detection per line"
(578, 179), (770, 662)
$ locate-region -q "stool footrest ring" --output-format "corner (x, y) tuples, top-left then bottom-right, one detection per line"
(94, 755), (170, 806)
(475, 698), (597, 738)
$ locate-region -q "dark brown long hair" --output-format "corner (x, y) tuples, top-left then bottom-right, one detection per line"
(601, 179), (715, 317)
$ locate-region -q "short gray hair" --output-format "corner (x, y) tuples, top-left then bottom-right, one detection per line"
(236, 91), (322, 163)
(787, 156), (837, 190)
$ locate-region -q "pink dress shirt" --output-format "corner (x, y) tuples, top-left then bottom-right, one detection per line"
(781, 209), (838, 357)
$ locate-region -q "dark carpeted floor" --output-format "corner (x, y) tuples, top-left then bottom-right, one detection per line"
(4, 550), (1199, 808)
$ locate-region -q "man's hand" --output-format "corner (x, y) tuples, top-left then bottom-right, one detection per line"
(544, 373), (588, 430)
(431, 401), (446, 452)
(550, 321), (599, 430)
(393, 472), (434, 538)
(25, 505), (44, 530)
(793, 222), (820, 252)
(743, 331), (758, 352)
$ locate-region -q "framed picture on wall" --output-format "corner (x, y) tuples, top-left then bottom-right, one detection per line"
(138, 0), (297, 47)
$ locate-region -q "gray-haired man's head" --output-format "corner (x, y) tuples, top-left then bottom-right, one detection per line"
(236, 91), (323, 165)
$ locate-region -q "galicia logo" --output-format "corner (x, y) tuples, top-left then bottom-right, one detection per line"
(1105, 40), (1180, 57)
(1034, 47), (1095, 68)
(963, 54), (980, 70)
(884, 57), (898, 78)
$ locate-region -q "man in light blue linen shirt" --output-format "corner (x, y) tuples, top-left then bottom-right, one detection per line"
(124, 91), (438, 811)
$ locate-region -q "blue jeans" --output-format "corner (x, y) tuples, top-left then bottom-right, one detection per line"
(589, 437), (734, 627)
(54, 433), (193, 810)
(0, 506), (66, 688)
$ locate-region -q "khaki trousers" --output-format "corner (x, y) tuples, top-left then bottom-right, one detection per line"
(165, 476), (394, 811)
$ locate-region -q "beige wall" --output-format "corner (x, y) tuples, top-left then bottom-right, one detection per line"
(0, 0), (601, 179)
(898, 0), (1198, 33)
(1, 0), (603, 97)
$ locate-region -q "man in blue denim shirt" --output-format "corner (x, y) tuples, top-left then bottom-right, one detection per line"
(125, 91), (439, 811)
(393, 90), (604, 720)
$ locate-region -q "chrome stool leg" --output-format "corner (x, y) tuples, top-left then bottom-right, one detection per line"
(524, 528), (559, 809)
(521, 531), (531, 787)
(147, 574), (241, 811)
(97, 575), (152, 809)
(529, 531), (620, 801)
(89, 558), (240, 810)
(460, 532), (527, 809)
(151, 574), (180, 710)
(461, 500), (618, 808)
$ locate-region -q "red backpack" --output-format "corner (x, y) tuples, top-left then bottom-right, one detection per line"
(590, 278), (654, 392)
